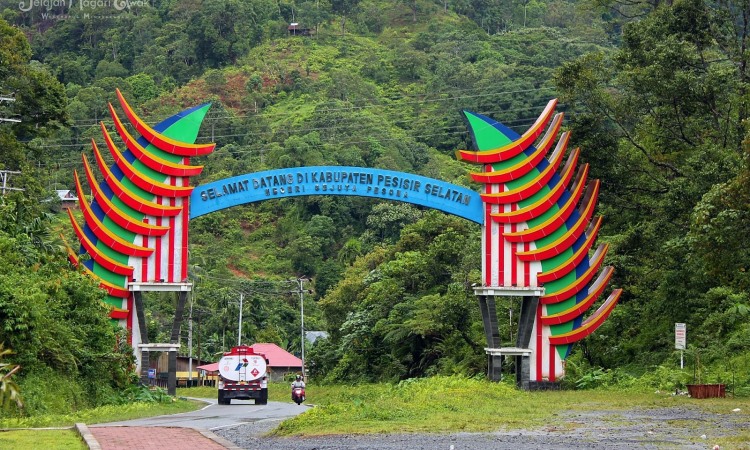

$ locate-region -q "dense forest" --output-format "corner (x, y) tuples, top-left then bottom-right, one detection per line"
(0, 0), (749, 413)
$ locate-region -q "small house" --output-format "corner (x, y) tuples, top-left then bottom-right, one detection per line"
(287, 23), (314, 36)
(56, 190), (78, 209)
(149, 355), (213, 387)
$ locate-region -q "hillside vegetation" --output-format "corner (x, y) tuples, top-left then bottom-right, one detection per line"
(0, 0), (748, 416)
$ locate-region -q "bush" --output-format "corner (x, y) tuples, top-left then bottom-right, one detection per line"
(12, 369), (88, 417)
(634, 365), (692, 392)
(120, 385), (171, 404)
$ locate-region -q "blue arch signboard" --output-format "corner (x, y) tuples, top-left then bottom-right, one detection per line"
(190, 166), (484, 224)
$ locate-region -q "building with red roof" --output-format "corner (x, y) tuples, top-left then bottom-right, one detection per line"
(197, 343), (302, 382)
(250, 343), (303, 382)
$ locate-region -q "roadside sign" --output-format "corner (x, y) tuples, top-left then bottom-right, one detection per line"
(675, 323), (686, 350)
(148, 368), (156, 379)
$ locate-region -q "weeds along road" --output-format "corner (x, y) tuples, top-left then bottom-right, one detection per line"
(92, 398), (310, 432)
(214, 405), (748, 450)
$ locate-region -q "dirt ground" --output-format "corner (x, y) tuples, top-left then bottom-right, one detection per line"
(216, 404), (749, 449)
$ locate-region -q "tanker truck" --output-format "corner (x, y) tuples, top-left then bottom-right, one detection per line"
(217, 345), (269, 405)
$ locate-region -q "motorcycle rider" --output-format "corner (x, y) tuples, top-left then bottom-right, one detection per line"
(291, 374), (305, 389)
(291, 375), (306, 403)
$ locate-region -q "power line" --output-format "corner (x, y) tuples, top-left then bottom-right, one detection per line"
(60, 85), (556, 128)
(27, 103), (547, 151)
(0, 94), (21, 123)
(24, 86), (558, 154)
(24, 116), (539, 162)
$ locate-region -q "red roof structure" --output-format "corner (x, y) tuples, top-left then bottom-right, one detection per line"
(196, 362), (219, 373)
(250, 343), (302, 368)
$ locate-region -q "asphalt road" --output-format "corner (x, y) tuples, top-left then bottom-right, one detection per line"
(93, 398), (311, 432)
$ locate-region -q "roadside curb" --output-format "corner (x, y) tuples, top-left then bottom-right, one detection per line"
(75, 423), (102, 450)
(200, 430), (242, 449)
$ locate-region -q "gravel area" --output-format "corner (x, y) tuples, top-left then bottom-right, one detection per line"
(215, 406), (747, 449)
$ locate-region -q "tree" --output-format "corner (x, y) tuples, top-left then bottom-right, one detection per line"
(317, 211), (482, 381)
(296, 0), (332, 34)
(365, 203), (423, 243)
(0, 18), (32, 83)
(0, 199), (133, 410)
(554, 0), (750, 368)
(331, 0), (361, 34)
(146, 22), (199, 83)
(0, 18), (68, 142)
(338, 237), (362, 265)
(126, 73), (161, 102)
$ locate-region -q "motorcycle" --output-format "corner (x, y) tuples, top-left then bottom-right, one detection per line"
(291, 386), (306, 405)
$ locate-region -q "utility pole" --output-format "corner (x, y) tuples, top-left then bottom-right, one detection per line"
(1, 95), (23, 196)
(292, 277), (310, 380)
(196, 311), (202, 386)
(0, 170), (23, 195)
(299, 278), (305, 380)
(0, 94), (20, 123)
(188, 290), (194, 387)
(237, 292), (244, 346)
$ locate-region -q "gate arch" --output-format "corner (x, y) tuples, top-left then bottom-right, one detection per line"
(66, 91), (621, 391)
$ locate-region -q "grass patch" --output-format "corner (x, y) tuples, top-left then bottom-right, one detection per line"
(715, 432), (750, 450)
(0, 399), (202, 428)
(260, 376), (750, 437)
(176, 386), (217, 399)
(0, 429), (85, 449)
(273, 377), (536, 435)
(176, 377), (750, 444)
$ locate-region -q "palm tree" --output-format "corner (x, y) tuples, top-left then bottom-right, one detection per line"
(0, 343), (22, 410)
(337, 238), (362, 266)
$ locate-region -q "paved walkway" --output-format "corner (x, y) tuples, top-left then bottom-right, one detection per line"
(78, 424), (238, 450)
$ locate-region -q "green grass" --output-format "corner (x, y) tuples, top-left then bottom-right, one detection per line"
(715, 432), (750, 450)
(0, 429), (85, 450)
(176, 385), (217, 399)
(263, 377), (750, 437)
(0, 399), (202, 428)
(163, 379), (750, 444)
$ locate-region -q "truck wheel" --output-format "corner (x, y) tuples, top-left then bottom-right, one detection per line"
(256, 389), (268, 405)
(218, 390), (230, 405)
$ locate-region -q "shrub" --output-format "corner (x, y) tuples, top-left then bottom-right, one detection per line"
(13, 369), (87, 417)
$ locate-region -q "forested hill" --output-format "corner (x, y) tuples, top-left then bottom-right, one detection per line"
(0, 0), (748, 396)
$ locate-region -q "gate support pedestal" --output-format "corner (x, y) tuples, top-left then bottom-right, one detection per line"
(475, 286), (543, 389)
(130, 283), (192, 396)
(137, 343), (180, 393)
